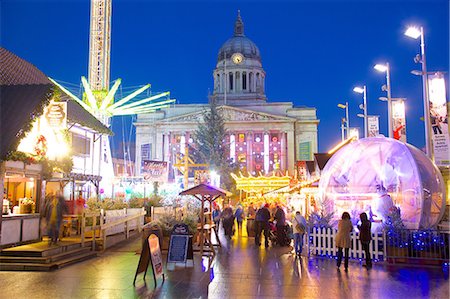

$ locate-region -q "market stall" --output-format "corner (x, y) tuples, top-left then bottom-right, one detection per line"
(179, 184), (230, 256)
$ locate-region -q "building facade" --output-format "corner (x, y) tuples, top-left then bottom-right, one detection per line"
(135, 12), (319, 180)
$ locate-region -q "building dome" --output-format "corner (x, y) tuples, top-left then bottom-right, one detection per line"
(217, 11), (261, 62)
(218, 36), (261, 62)
(318, 137), (446, 230)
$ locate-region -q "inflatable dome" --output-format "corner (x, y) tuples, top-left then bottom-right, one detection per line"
(318, 137), (446, 229)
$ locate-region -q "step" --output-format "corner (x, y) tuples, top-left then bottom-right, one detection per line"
(1, 242), (83, 257)
(0, 262), (56, 271)
(0, 251), (97, 271)
(55, 251), (97, 269)
(0, 247), (93, 264)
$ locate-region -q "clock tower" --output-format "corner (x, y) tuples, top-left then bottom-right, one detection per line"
(212, 11), (267, 105)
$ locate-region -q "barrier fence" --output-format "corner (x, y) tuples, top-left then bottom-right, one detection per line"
(308, 227), (450, 266)
(308, 227), (385, 261)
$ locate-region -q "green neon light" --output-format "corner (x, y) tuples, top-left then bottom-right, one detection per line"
(108, 84), (151, 111)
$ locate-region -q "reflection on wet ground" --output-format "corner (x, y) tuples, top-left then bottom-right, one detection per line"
(0, 231), (448, 299)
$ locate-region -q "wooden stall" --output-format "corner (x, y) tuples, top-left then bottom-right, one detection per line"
(179, 184), (230, 257)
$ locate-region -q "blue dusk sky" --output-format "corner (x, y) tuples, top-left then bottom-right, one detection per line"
(1, 0), (449, 154)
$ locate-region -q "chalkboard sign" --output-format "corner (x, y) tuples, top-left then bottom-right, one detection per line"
(168, 234), (189, 263)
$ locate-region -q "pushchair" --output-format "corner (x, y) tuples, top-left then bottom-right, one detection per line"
(269, 221), (292, 246)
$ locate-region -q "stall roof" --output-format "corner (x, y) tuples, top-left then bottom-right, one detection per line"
(0, 47), (53, 159)
(63, 94), (113, 136)
(314, 153), (332, 171)
(179, 183), (231, 198)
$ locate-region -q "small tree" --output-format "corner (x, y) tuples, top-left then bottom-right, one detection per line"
(193, 99), (236, 190)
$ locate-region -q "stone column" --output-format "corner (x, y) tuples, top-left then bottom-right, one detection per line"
(280, 131), (287, 171)
(246, 131), (253, 173)
(286, 129), (295, 175)
(155, 131), (163, 160)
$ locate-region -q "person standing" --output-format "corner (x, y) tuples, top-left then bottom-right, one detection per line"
(255, 203), (271, 247)
(212, 203), (221, 233)
(358, 212), (372, 269)
(247, 202), (256, 219)
(274, 205), (287, 246)
(292, 211), (307, 256)
(335, 212), (353, 271)
(45, 194), (68, 245)
(234, 204), (244, 236)
(75, 191), (85, 215)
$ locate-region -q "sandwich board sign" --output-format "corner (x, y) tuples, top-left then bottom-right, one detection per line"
(133, 234), (165, 287)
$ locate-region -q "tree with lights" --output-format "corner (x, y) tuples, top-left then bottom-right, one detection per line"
(193, 99), (236, 191)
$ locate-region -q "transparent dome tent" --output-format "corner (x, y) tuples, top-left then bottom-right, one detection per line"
(318, 137), (446, 229)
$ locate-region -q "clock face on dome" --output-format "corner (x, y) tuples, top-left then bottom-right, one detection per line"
(232, 53), (244, 64)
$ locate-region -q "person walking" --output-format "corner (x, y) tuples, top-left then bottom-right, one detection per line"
(222, 204), (234, 239)
(292, 211), (307, 256)
(45, 194), (68, 246)
(234, 204), (244, 236)
(274, 205), (287, 246)
(358, 212), (372, 269)
(335, 212), (353, 271)
(255, 203), (271, 247)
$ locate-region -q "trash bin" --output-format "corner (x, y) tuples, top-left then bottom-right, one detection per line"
(143, 222), (163, 249)
(246, 218), (255, 237)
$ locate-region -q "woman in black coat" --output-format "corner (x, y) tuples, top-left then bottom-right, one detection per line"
(358, 212), (372, 268)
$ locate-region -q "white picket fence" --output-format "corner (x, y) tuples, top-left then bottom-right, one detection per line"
(308, 227), (385, 261)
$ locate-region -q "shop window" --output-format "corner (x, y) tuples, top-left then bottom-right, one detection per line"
(141, 143), (151, 161)
(72, 133), (91, 156)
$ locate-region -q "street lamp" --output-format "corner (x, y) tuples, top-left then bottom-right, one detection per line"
(353, 85), (368, 138)
(404, 25), (433, 160)
(374, 63), (393, 138)
(338, 102), (349, 141)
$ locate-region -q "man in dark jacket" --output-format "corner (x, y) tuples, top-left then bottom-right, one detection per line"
(274, 205), (287, 246)
(255, 204), (271, 247)
(358, 212), (372, 268)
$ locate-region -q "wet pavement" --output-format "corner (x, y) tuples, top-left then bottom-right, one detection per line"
(0, 231), (448, 299)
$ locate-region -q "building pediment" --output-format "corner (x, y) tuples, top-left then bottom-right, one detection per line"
(159, 105), (296, 124)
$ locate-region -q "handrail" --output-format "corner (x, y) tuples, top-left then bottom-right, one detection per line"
(80, 208), (145, 251)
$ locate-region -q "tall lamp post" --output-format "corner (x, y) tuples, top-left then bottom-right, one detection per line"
(353, 85), (368, 138)
(338, 102), (349, 140)
(404, 26), (433, 160)
(374, 63), (393, 138)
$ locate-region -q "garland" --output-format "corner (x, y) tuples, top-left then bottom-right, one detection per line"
(5, 150), (73, 179)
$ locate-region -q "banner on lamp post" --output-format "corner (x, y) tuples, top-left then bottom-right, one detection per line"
(428, 73), (449, 166)
(392, 99), (407, 142)
(367, 116), (380, 137)
(349, 127), (359, 139)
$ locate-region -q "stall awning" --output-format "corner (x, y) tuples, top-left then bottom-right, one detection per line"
(179, 183), (231, 199)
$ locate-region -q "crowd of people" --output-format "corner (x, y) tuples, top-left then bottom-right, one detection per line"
(212, 201), (374, 270)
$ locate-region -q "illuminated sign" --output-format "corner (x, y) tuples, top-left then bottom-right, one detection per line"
(367, 116), (380, 137)
(429, 73), (449, 166)
(392, 100), (407, 142)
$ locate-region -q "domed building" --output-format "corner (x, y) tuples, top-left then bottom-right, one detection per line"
(134, 12), (319, 182)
